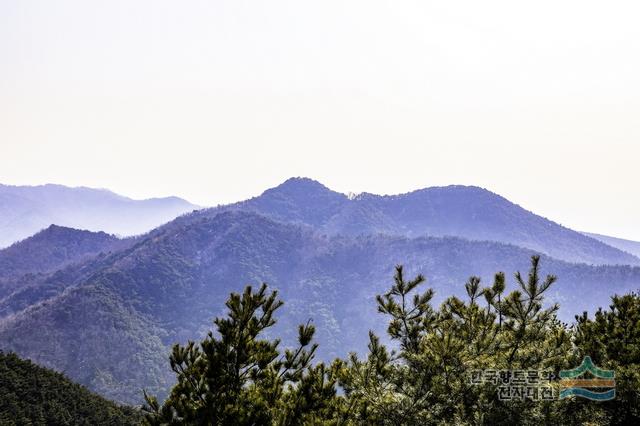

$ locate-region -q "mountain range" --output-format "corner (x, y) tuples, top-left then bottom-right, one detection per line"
(0, 177), (639, 404)
(216, 178), (640, 266)
(0, 184), (197, 248)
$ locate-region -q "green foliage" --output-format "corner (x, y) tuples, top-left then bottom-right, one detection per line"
(7, 252), (638, 425)
(0, 284), (172, 404)
(145, 256), (640, 425)
(571, 292), (640, 425)
(335, 256), (570, 425)
(4, 210), (640, 406)
(334, 256), (640, 425)
(0, 351), (141, 426)
(143, 284), (340, 425)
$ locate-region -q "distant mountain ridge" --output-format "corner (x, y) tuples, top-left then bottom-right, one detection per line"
(0, 183), (197, 248)
(583, 232), (640, 259)
(0, 225), (134, 303)
(2, 179), (635, 266)
(0, 225), (130, 280)
(177, 177), (639, 266)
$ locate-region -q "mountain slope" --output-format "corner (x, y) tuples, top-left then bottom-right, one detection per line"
(583, 232), (640, 259)
(180, 178), (639, 266)
(0, 284), (172, 404)
(0, 225), (134, 302)
(0, 184), (198, 248)
(0, 351), (141, 425)
(1, 211), (639, 404)
(0, 225), (129, 279)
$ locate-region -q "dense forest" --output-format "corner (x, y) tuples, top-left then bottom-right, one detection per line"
(2, 256), (638, 424)
(0, 351), (141, 425)
(141, 256), (640, 425)
(3, 210), (640, 404)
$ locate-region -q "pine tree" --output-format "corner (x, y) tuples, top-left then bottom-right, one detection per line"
(143, 283), (341, 425)
(570, 292), (640, 425)
(145, 257), (640, 426)
(336, 256), (571, 425)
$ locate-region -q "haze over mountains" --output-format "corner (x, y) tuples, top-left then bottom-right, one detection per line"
(0, 225), (130, 282)
(217, 178), (640, 266)
(583, 232), (640, 259)
(0, 184), (197, 248)
(0, 177), (639, 404)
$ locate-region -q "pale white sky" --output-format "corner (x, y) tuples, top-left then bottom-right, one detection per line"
(1, 0), (639, 239)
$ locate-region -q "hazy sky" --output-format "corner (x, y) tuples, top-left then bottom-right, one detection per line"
(1, 1), (639, 239)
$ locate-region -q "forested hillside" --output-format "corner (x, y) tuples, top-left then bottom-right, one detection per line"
(143, 258), (640, 425)
(1, 211), (639, 404)
(0, 351), (141, 425)
(185, 178), (639, 266)
(0, 225), (130, 284)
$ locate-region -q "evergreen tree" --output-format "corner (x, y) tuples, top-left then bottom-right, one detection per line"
(336, 256), (571, 425)
(145, 257), (640, 426)
(0, 351), (140, 425)
(143, 283), (341, 425)
(570, 292), (640, 425)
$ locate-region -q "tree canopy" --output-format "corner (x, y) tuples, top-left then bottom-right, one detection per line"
(144, 256), (640, 425)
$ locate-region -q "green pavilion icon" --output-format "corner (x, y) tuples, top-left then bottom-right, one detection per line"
(559, 356), (615, 401)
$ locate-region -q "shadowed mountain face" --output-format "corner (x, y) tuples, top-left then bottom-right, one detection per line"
(1, 210), (639, 404)
(181, 178), (639, 266)
(0, 184), (197, 248)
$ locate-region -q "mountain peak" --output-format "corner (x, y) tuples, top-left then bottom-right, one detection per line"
(409, 184), (495, 196)
(234, 177), (348, 226)
(8, 224), (119, 251)
(268, 177), (336, 195)
(38, 224), (110, 239)
(0, 224), (126, 281)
